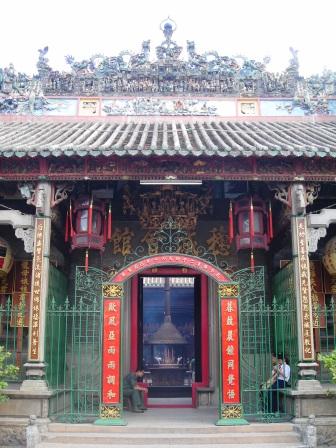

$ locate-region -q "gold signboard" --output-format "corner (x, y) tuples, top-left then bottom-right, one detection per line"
(29, 218), (45, 360)
(296, 217), (314, 361)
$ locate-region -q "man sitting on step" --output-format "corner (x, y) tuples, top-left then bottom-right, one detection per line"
(123, 367), (148, 413)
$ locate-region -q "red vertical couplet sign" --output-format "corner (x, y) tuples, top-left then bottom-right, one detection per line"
(102, 299), (121, 403)
(221, 298), (240, 404)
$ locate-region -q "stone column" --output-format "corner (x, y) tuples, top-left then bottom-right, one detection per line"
(21, 181), (52, 391)
(290, 183), (321, 390)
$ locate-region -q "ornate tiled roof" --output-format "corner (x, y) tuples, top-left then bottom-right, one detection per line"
(0, 119), (336, 158)
(1, 20), (335, 116)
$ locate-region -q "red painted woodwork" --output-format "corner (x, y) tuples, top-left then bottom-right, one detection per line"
(200, 275), (209, 386)
(3, 152), (336, 182)
(130, 276), (138, 372)
(191, 274), (209, 407)
(112, 254), (231, 283)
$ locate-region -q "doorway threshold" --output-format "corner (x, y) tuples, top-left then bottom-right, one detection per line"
(148, 397), (192, 408)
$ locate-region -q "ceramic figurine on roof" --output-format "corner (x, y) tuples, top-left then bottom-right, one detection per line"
(288, 47), (299, 76)
(37, 46), (51, 79)
(26, 21), (307, 97)
(156, 18), (182, 60)
(1, 63), (17, 95)
(130, 40), (151, 68)
(0, 20), (335, 113)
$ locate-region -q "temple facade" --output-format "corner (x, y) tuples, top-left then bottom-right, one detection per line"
(0, 18), (335, 444)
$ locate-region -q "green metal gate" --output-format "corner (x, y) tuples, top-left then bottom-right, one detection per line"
(45, 263), (299, 422)
(46, 266), (107, 422)
(234, 265), (298, 421)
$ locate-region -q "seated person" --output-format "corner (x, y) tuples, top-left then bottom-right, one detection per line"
(123, 367), (148, 413)
(260, 352), (277, 412)
(266, 353), (278, 388)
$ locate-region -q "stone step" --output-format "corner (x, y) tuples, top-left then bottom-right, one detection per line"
(47, 422), (296, 434)
(38, 444), (306, 448)
(40, 430), (302, 445)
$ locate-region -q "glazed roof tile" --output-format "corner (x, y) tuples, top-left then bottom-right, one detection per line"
(0, 120), (336, 158)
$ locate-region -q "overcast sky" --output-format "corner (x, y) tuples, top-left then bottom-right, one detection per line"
(1, 0), (335, 77)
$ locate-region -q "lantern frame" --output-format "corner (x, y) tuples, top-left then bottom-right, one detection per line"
(0, 237), (14, 276)
(234, 196), (269, 251)
(71, 195), (106, 251)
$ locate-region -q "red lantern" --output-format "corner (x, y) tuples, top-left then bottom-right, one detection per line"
(234, 195), (269, 251)
(0, 238), (14, 277)
(70, 195), (106, 252)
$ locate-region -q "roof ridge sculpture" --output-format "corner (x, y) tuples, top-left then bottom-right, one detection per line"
(0, 19), (334, 116)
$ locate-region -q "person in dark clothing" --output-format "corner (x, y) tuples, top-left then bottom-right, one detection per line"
(123, 368), (148, 413)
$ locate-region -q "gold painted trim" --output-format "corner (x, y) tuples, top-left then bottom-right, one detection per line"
(221, 404), (243, 419)
(103, 284), (123, 298)
(219, 284), (239, 298)
(100, 405), (121, 419)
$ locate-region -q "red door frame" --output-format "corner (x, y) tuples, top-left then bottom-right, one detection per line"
(130, 267), (209, 408)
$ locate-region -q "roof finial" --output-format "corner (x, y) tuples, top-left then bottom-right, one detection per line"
(160, 17), (177, 43)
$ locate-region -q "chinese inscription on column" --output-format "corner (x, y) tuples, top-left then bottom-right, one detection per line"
(221, 297), (240, 404)
(102, 297), (121, 404)
(29, 218), (45, 360)
(296, 217), (314, 361)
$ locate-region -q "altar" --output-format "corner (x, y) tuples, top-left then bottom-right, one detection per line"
(147, 365), (190, 386)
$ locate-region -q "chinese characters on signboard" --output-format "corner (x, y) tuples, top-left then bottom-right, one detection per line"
(280, 259), (327, 329)
(11, 260), (32, 327)
(296, 217), (314, 361)
(102, 299), (121, 404)
(113, 254), (229, 283)
(29, 218), (44, 360)
(221, 298), (240, 404)
(78, 99), (100, 116)
(310, 261), (325, 328)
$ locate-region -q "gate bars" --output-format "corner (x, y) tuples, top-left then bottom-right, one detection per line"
(40, 266), (336, 421)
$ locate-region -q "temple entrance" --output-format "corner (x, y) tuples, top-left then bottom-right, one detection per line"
(45, 255), (237, 422)
(129, 266), (210, 408)
(138, 274), (201, 406)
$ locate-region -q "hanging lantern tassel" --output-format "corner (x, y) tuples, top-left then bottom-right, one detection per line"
(103, 211), (107, 244)
(249, 197), (255, 240)
(250, 250), (255, 273)
(269, 201), (274, 240)
(229, 201), (234, 243)
(69, 200), (74, 237)
(85, 249), (89, 273)
(107, 202), (112, 241)
(65, 211), (69, 242)
(88, 196), (93, 237)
